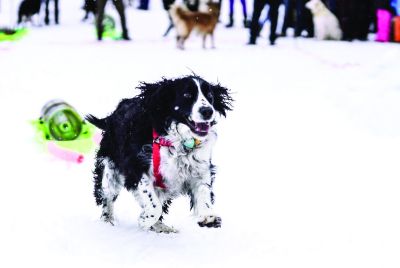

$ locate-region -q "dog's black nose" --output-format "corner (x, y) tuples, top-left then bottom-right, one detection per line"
(199, 106), (214, 120)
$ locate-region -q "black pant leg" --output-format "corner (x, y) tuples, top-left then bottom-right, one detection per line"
(112, 0), (129, 38)
(54, 0), (59, 24)
(268, 0), (281, 43)
(249, 0), (267, 41)
(45, 0), (50, 24)
(282, 0), (294, 34)
(295, 0), (306, 36)
(139, 0), (149, 9)
(96, 0), (108, 40)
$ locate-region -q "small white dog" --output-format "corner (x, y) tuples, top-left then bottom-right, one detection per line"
(305, 0), (342, 40)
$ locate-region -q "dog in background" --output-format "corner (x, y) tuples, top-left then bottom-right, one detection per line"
(17, 0), (42, 25)
(162, 0), (200, 37)
(87, 75), (233, 233)
(306, 0), (342, 40)
(169, 2), (221, 49)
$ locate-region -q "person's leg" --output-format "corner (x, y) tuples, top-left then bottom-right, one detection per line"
(295, 0), (305, 36)
(240, 0), (250, 26)
(248, 0), (266, 44)
(281, 0), (292, 36)
(346, 0), (356, 40)
(96, 0), (108, 40)
(241, 0), (248, 17)
(226, 0), (235, 27)
(138, 0), (150, 10)
(113, 0), (130, 40)
(162, 0), (175, 36)
(356, 0), (372, 40)
(54, 0), (59, 24)
(268, 0), (280, 44)
(327, 0), (337, 15)
(45, 0), (50, 25)
(304, 3), (314, 37)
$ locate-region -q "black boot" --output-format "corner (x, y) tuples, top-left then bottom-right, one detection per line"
(122, 29), (130, 40)
(243, 17), (250, 28)
(247, 36), (256, 45)
(269, 35), (277, 46)
(226, 15), (234, 28)
(97, 25), (103, 41)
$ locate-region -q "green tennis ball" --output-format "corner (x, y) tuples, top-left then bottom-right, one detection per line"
(183, 138), (195, 149)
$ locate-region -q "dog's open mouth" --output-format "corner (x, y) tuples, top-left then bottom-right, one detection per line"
(186, 118), (211, 137)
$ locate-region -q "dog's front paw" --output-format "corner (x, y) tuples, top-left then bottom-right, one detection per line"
(150, 221), (179, 234)
(197, 215), (221, 228)
(100, 214), (115, 226)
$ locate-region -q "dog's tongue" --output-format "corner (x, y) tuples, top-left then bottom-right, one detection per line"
(195, 122), (210, 133)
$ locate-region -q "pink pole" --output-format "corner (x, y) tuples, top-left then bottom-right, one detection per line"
(47, 142), (84, 164)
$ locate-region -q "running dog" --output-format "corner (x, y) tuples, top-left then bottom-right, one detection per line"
(87, 75), (233, 233)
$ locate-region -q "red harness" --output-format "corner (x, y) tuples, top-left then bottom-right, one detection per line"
(152, 130), (173, 189)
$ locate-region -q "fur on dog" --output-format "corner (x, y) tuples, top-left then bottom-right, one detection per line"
(18, 0), (42, 24)
(87, 75), (233, 233)
(306, 0), (342, 40)
(169, 2), (220, 49)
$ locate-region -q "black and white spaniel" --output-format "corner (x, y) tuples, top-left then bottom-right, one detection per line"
(87, 75), (233, 233)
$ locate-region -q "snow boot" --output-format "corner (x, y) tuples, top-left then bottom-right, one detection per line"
(226, 15), (234, 28)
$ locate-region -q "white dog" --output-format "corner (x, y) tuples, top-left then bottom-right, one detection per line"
(306, 0), (342, 40)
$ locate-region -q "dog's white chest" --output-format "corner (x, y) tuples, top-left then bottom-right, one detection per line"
(159, 145), (211, 194)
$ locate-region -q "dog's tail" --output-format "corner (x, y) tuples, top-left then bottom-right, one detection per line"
(169, 5), (188, 23)
(85, 114), (107, 130)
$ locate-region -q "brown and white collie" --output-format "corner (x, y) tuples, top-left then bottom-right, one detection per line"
(169, 2), (220, 50)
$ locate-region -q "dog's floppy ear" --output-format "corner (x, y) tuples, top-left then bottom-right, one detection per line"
(137, 78), (175, 132)
(211, 83), (233, 117)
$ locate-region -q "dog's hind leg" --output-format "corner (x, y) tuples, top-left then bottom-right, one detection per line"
(94, 158), (123, 225)
(179, 35), (189, 50)
(176, 36), (185, 50)
(202, 34), (207, 49)
(210, 32), (216, 49)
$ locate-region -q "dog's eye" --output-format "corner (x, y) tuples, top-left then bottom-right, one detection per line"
(184, 93), (192, 98)
(206, 92), (214, 100)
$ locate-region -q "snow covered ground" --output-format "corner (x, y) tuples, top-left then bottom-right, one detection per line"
(1, 0), (400, 267)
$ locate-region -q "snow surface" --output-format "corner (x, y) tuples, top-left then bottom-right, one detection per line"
(1, 0), (400, 267)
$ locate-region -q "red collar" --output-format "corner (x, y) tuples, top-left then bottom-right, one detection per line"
(152, 129), (173, 189)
